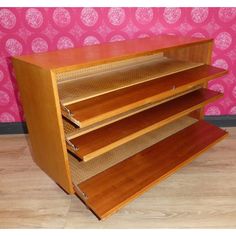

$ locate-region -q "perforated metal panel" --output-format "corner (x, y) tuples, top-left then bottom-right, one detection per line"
(57, 53), (163, 83)
(62, 118), (77, 134)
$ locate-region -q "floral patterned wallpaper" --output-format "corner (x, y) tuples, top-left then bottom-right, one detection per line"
(0, 7), (236, 122)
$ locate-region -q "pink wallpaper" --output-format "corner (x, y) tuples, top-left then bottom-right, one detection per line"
(0, 7), (236, 122)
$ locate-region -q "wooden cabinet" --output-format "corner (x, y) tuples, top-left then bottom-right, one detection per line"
(13, 35), (228, 220)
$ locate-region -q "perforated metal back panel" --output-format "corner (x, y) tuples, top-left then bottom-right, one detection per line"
(56, 53), (163, 83)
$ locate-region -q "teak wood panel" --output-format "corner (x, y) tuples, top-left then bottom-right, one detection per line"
(68, 88), (223, 161)
(165, 41), (214, 119)
(79, 120), (228, 219)
(58, 57), (202, 105)
(164, 41), (213, 64)
(14, 35), (212, 71)
(63, 65), (226, 128)
(12, 59), (73, 193)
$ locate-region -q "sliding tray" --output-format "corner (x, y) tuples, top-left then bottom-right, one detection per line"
(67, 88), (223, 161)
(61, 65), (226, 128)
(62, 87), (200, 140)
(58, 55), (202, 105)
(75, 120), (227, 219)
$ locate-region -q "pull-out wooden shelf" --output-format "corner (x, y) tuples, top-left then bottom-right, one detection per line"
(62, 65), (226, 128)
(77, 120), (228, 219)
(69, 116), (197, 184)
(67, 88), (222, 161)
(58, 56), (202, 105)
(63, 87), (200, 139)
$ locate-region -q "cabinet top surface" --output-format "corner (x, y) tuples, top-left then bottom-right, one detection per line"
(13, 34), (212, 71)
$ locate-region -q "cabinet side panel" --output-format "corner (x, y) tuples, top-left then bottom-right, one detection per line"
(12, 59), (74, 193)
(164, 41), (213, 64)
(164, 41), (214, 119)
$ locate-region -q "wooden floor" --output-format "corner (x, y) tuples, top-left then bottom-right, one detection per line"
(0, 129), (236, 228)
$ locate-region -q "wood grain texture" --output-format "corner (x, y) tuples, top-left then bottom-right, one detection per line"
(0, 131), (235, 228)
(68, 89), (223, 161)
(58, 57), (202, 105)
(64, 65), (226, 128)
(199, 41), (214, 118)
(14, 35), (212, 71)
(12, 59), (73, 193)
(79, 121), (228, 219)
(165, 41), (214, 120)
(164, 41), (213, 64)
